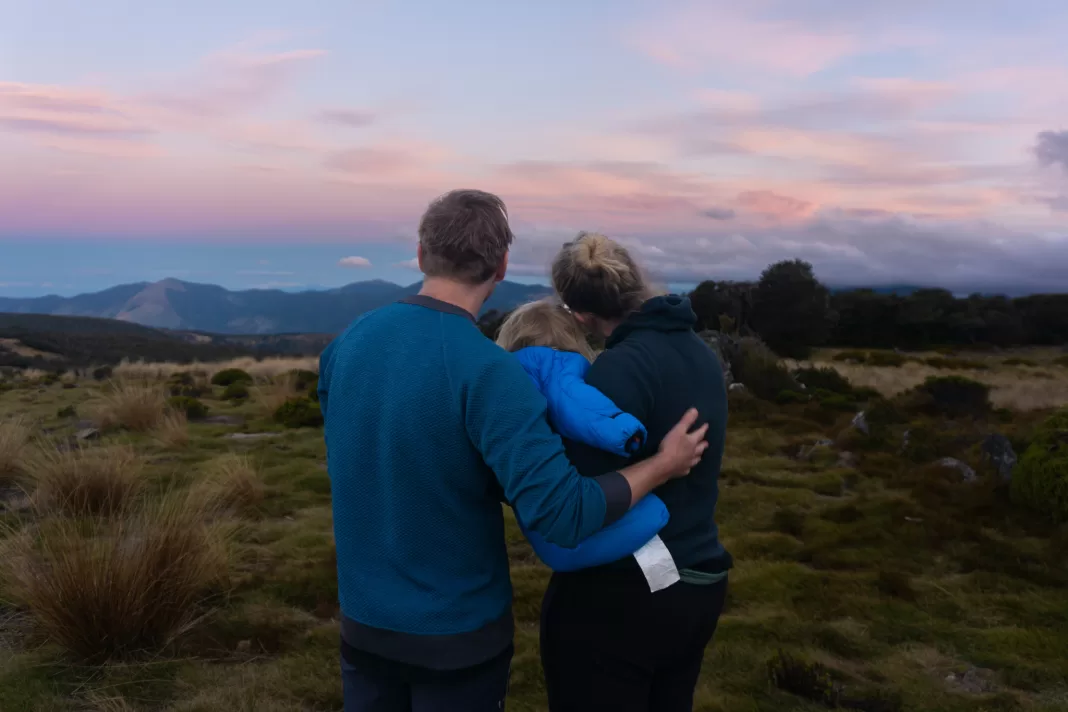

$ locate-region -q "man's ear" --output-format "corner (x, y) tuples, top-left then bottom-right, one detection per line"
(494, 252), (509, 283)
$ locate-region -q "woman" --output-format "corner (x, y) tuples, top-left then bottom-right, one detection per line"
(540, 232), (732, 712)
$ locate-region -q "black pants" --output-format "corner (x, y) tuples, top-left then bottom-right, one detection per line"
(341, 644), (512, 712)
(540, 568), (727, 712)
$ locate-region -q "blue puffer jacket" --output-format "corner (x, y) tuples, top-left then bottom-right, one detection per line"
(513, 346), (666, 572)
(514, 346), (646, 456)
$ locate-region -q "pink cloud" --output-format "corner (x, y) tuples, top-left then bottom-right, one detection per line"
(317, 109), (377, 128)
(736, 190), (815, 220)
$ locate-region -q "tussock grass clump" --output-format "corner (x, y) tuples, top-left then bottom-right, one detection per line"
(254, 374), (303, 415)
(167, 395), (209, 420)
(0, 417), (32, 482)
(92, 380), (168, 432)
(211, 368), (253, 388)
(273, 398), (323, 429)
(26, 444), (143, 517)
(200, 454), (265, 513)
(733, 338), (798, 401)
(1, 490), (230, 661)
(152, 409), (190, 449)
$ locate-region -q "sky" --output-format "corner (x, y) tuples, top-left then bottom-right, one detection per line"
(2, 0), (1067, 297)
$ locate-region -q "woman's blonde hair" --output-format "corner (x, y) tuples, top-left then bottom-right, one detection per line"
(551, 232), (651, 320)
(496, 299), (596, 361)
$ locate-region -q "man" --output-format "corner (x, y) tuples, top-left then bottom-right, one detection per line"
(319, 189), (708, 711)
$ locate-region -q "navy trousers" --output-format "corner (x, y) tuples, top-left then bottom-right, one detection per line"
(341, 644), (512, 712)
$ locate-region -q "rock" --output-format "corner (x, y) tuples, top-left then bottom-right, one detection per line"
(851, 411), (869, 435)
(75, 428), (100, 441)
(937, 457), (977, 483)
(945, 666), (997, 695)
(836, 452), (858, 469)
(728, 382), (746, 393)
(203, 415), (245, 426)
(981, 434), (1017, 483)
(74, 419), (96, 430)
(901, 429), (910, 452)
(226, 432), (281, 441)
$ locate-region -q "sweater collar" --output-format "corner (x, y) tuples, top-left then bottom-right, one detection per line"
(399, 294), (476, 323)
(606, 295), (696, 348)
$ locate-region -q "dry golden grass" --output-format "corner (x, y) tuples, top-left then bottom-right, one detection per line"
(26, 444), (143, 517)
(0, 417), (32, 481)
(92, 380), (169, 432)
(198, 453), (264, 513)
(153, 409), (191, 449)
(252, 373), (302, 416)
(1, 489), (230, 661)
(804, 359), (1068, 410)
(18, 368), (50, 382)
(113, 357), (318, 384)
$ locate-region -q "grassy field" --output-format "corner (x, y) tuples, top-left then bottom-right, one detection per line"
(0, 352), (1066, 711)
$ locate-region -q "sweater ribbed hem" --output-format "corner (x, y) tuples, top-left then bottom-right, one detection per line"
(340, 611), (514, 671)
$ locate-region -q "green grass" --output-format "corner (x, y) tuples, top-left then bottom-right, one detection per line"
(0, 373), (1066, 711)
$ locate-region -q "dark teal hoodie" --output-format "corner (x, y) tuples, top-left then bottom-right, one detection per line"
(562, 295), (733, 573)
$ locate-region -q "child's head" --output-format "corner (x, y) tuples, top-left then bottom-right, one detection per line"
(497, 298), (596, 361)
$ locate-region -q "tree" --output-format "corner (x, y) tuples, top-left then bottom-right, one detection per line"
(689, 280), (755, 333)
(750, 260), (834, 358)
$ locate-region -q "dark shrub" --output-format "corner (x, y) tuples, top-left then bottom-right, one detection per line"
(771, 508), (806, 537)
(866, 352), (906, 368)
(57, 405), (77, 419)
(819, 394), (856, 412)
(775, 390), (810, 405)
(852, 387), (882, 402)
(924, 357), (988, 370)
(308, 384), (320, 403)
(289, 370), (318, 391)
(1011, 409), (1068, 522)
(918, 376), (991, 417)
(1002, 357), (1037, 367)
(833, 351), (867, 364)
(273, 398), (324, 429)
(222, 382), (250, 401)
(167, 396), (209, 420)
(92, 366), (113, 381)
(1055, 355), (1068, 368)
(732, 338), (799, 401)
(211, 369), (253, 387)
(794, 367), (853, 395)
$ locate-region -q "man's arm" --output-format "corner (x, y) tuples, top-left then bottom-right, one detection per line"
(463, 354), (705, 547)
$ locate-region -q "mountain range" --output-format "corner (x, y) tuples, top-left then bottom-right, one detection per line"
(0, 279), (552, 335)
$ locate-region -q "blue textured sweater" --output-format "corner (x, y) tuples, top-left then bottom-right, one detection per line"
(319, 295), (631, 671)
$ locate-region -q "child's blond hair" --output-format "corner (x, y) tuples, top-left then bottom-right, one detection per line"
(496, 299), (596, 361)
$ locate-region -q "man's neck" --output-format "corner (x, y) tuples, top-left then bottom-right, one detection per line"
(419, 277), (493, 318)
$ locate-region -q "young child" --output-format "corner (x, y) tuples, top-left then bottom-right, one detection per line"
(496, 299), (668, 572)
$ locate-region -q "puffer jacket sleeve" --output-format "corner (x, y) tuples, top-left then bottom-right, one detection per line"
(545, 351), (647, 457)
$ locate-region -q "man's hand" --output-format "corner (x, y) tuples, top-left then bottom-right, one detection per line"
(657, 408), (709, 479)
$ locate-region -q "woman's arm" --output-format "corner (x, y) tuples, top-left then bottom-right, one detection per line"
(519, 493), (669, 572)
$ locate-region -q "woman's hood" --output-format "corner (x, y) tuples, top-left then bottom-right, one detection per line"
(606, 295), (697, 347)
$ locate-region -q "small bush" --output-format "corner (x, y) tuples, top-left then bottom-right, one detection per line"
(0, 417), (32, 481)
(794, 367), (853, 395)
(924, 356), (988, 370)
(775, 390), (809, 405)
(1002, 357), (1037, 367)
(211, 369), (253, 387)
(866, 352), (907, 368)
(93, 381), (168, 432)
(167, 396), (209, 420)
(732, 338), (799, 401)
(918, 376), (991, 417)
(1053, 355), (1068, 368)
(289, 369), (319, 391)
(833, 351), (868, 364)
(1, 490), (229, 661)
(26, 444), (143, 517)
(273, 398), (324, 429)
(1011, 409), (1068, 522)
(92, 366), (113, 381)
(222, 382), (250, 401)
(152, 410), (189, 449)
(819, 394), (856, 412)
(308, 384), (320, 403)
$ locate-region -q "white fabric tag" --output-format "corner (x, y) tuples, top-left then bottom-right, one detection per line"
(632, 535), (680, 592)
